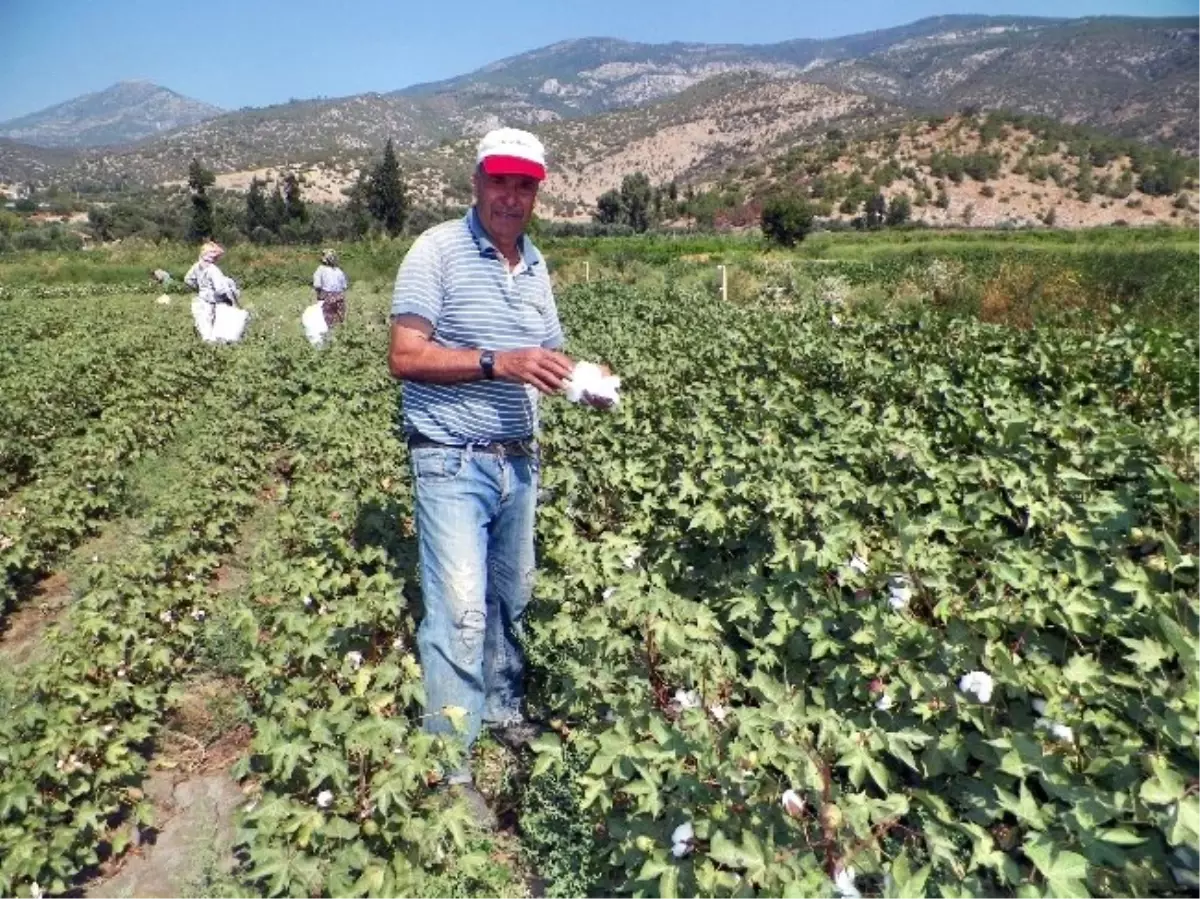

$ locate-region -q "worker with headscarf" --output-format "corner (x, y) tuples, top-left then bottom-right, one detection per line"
(312, 248), (349, 327)
(184, 241), (241, 342)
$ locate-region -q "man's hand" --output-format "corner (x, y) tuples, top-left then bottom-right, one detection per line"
(495, 348), (575, 395)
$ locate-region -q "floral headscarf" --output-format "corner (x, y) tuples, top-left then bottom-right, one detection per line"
(321, 249), (337, 266)
(199, 241), (224, 263)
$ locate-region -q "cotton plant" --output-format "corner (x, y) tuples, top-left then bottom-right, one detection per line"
(958, 670), (994, 703)
(673, 689), (701, 711)
(780, 788), (805, 817)
(833, 865), (861, 899)
(708, 702), (730, 723)
(670, 821), (694, 858)
(1032, 697), (1076, 743)
(887, 574), (912, 610)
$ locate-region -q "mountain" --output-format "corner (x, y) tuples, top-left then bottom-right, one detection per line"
(1, 15), (1194, 193)
(0, 81), (224, 148)
(796, 16), (1200, 149)
(0, 139), (76, 189)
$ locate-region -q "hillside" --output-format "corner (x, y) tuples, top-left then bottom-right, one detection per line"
(698, 111), (1199, 230)
(0, 81), (223, 148)
(799, 17), (1200, 150)
(0, 14), (1193, 197)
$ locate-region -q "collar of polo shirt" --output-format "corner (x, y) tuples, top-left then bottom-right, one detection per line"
(467, 208), (543, 270)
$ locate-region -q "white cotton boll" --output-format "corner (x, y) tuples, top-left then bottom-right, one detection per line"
(781, 788), (805, 817)
(847, 555), (869, 575)
(958, 670), (994, 703)
(674, 689), (701, 710)
(875, 693), (894, 711)
(1032, 698), (1048, 715)
(708, 703), (729, 723)
(888, 586), (911, 610)
(834, 865), (861, 899)
(346, 651), (364, 670)
(602, 587), (617, 602)
(671, 840), (692, 858)
(621, 547), (642, 570)
(1036, 718), (1075, 744)
(159, 610), (173, 624)
(316, 790), (333, 809)
(671, 821), (694, 846)
(831, 314), (843, 327)
(564, 361), (621, 406)
(191, 608), (206, 621)
(1051, 723), (1075, 743)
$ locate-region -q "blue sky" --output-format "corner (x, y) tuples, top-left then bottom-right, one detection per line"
(0, 0), (1194, 121)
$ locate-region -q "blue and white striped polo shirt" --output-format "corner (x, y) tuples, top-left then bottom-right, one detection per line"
(391, 208), (564, 444)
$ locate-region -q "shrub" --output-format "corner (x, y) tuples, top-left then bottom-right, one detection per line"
(760, 195), (815, 247)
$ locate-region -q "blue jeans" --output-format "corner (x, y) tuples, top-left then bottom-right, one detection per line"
(410, 445), (539, 764)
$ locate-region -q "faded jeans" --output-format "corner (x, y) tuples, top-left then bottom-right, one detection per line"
(410, 444), (538, 773)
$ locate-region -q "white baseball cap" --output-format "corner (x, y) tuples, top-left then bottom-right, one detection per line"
(476, 127), (546, 180)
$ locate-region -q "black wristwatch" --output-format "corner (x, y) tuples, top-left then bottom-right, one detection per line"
(479, 350), (496, 380)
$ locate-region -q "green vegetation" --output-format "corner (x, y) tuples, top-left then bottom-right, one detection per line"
(0, 229), (1196, 896)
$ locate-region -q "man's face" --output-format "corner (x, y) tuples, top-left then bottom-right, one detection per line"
(474, 169), (540, 250)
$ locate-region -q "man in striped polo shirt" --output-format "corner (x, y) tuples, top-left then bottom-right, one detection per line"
(388, 128), (602, 812)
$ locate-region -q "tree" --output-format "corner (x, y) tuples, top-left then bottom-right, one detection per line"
(87, 206), (114, 242)
(595, 189), (622, 225)
(1075, 161), (1094, 202)
(283, 172), (307, 223)
(245, 177), (270, 238)
(885, 194), (911, 227)
(187, 157), (215, 241)
(863, 192), (886, 229)
(620, 172), (653, 232)
(344, 172), (372, 238)
(760, 194), (815, 247)
(368, 139), (408, 237)
(267, 186), (287, 233)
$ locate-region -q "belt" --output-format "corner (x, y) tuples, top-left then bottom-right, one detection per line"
(407, 433), (537, 457)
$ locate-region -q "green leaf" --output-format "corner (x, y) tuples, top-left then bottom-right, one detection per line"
(1167, 795), (1200, 847)
(659, 865), (679, 899)
(1140, 759), (1186, 806)
(1119, 636), (1174, 671)
(1023, 836), (1090, 898)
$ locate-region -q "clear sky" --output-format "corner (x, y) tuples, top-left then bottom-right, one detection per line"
(0, 0), (1194, 122)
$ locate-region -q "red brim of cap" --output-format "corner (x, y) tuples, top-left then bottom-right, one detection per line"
(481, 155), (546, 180)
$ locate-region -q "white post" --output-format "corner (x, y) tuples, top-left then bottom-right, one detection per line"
(585, 261), (590, 283)
(718, 264), (727, 302)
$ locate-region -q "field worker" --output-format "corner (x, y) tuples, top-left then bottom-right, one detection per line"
(184, 241), (240, 306)
(388, 127), (608, 816)
(312, 249), (349, 327)
(184, 241), (241, 341)
(149, 267), (172, 286)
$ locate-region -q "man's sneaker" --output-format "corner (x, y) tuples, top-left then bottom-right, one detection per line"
(486, 716), (548, 751)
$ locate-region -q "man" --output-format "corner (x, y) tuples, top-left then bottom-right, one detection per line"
(388, 127), (602, 807)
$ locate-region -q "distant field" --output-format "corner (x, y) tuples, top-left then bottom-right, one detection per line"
(0, 230), (1197, 897)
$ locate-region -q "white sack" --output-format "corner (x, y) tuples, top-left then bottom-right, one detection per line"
(302, 302), (329, 346)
